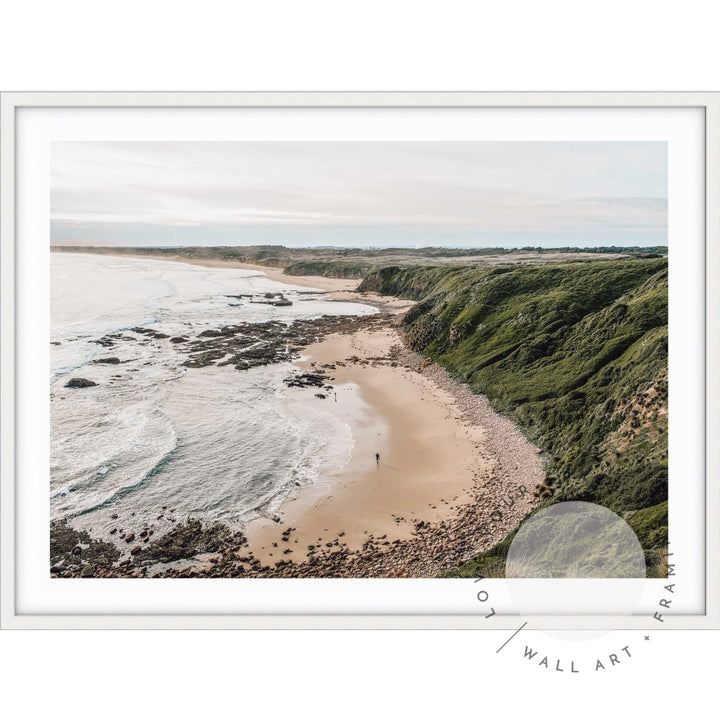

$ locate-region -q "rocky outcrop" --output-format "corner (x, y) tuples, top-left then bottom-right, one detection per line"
(50, 520), (120, 576)
(64, 378), (98, 388)
(134, 519), (246, 565)
(178, 314), (387, 372)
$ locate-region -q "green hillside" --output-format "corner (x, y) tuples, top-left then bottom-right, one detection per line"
(359, 256), (669, 576)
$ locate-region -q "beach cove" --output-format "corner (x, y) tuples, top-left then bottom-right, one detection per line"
(50, 251), (542, 578)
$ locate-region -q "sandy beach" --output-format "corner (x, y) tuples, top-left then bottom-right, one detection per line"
(116, 252), (359, 291)
(237, 317), (543, 574)
(131, 254), (543, 574)
(244, 325), (483, 562)
(166, 253), (513, 564)
(50, 250), (544, 578)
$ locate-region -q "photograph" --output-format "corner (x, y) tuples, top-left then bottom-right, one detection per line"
(48, 139), (669, 580)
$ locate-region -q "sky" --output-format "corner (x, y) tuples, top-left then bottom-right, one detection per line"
(50, 141), (668, 248)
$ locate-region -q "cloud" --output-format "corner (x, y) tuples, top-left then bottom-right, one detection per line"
(50, 141), (667, 235)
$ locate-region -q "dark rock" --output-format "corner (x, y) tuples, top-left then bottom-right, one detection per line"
(285, 372), (329, 389)
(130, 327), (169, 340)
(65, 377), (97, 388)
(91, 357), (121, 364)
(50, 520), (121, 569)
(133, 519), (246, 564)
(175, 314), (386, 373)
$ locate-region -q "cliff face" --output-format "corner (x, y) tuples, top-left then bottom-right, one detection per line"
(360, 257), (669, 574)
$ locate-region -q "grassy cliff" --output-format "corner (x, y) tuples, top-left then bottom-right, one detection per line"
(359, 256), (668, 575)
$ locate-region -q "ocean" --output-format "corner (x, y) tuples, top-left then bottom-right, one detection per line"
(50, 253), (377, 536)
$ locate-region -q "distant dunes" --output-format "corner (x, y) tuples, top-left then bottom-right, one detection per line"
(52, 244), (666, 280)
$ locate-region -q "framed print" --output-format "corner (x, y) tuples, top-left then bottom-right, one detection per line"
(1, 92), (718, 630)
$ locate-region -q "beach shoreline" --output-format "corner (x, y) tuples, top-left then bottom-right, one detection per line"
(148, 254), (363, 293)
(52, 248), (358, 292)
(244, 326), (482, 564)
(239, 323), (543, 575)
(50, 251), (544, 578)
(51, 248), (415, 313)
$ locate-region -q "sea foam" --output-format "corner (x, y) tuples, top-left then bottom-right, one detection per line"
(51, 253), (375, 534)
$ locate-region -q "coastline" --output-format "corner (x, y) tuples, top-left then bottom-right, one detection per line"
(147, 254), (362, 293)
(235, 321), (542, 576)
(50, 251), (544, 578)
(245, 326), (480, 562)
(242, 324), (543, 574)
(54, 248), (358, 292)
(52, 249), (415, 313)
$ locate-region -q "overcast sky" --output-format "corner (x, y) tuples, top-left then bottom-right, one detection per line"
(51, 141), (667, 247)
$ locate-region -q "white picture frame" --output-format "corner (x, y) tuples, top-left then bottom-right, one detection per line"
(1, 92), (718, 630)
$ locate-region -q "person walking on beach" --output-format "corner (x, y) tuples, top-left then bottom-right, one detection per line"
(375, 452), (380, 465)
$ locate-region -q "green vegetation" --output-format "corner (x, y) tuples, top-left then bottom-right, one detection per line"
(626, 501), (669, 577)
(439, 532), (516, 579)
(360, 257), (668, 576)
(53, 244), (666, 280)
